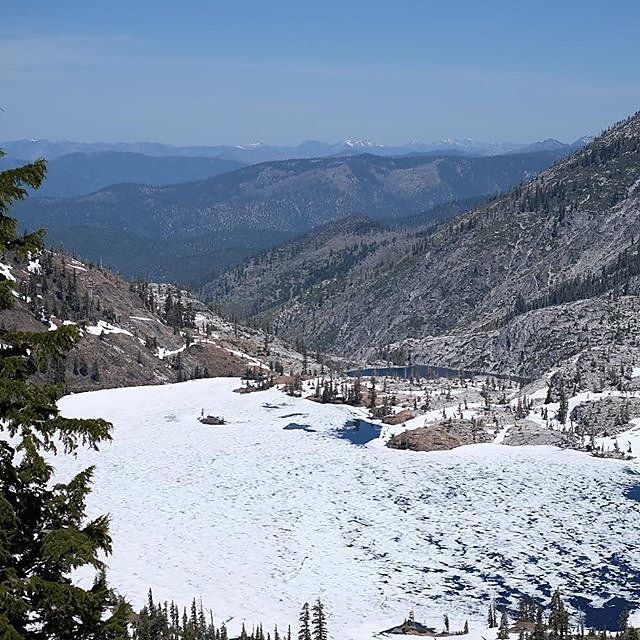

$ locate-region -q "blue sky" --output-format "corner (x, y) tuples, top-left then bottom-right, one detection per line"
(2, 0), (639, 145)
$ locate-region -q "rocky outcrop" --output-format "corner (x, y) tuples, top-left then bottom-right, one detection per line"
(545, 345), (640, 400)
(382, 409), (416, 425)
(502, 421), (565, 446)
(392, 297), (640, 380)
(570, 396), (640, 437)
(387, 418), (492, 452)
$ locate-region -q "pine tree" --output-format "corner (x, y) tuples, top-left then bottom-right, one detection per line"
(298, 602), (311, 640)
(517, 596), (537, 623)
(464, 620), (469, 634)
(369, 377), (377, 408)
(497, 610), (510, 639)
(531, 606), (547, 640)
(197, 598), (207, 636)
(619, 608), (630, 632)
(0, 152), (130, 637)
(488, 602), (498, 628)
(548, 589), (569, 640)
(91, 357), (101, 382)
(557, 390), (568, 425)
(311, 600), (327, 640)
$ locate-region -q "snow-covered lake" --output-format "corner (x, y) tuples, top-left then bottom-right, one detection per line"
(55, 378), (640, 639)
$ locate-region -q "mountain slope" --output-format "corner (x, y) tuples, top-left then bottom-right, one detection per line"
(206, 197), (493, 318)
(208, 216), (399, 318)
(15, 150), (567, 283)
(205, 112), (640, 372)
(0, 251), (311, 393)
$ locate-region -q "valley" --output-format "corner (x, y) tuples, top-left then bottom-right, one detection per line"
(208, 112), (640, 376)
(2, 45), (640, 638)
(11, 149), (570, 283)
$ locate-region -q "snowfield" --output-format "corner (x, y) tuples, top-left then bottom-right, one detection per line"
(54, 379), (640, 639)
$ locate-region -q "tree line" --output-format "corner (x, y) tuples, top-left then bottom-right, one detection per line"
(132, 593), (328, 640)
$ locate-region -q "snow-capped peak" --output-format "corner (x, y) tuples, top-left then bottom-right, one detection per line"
(235, 142), (267, 150)
(340, 138), (384, 149)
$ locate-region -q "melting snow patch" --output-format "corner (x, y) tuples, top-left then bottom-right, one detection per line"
(86, 321), (133, 337)
(67, 259), (87, 271)
(224, 346), (269, 369)
(0, 263), (16, 282)
(493, 424), (510, 444)
(157, 344), (186, 360)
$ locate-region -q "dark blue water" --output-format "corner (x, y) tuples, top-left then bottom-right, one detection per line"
(625, 481), (640, 502)
(570, 596), (636, 631)
(283, 423), (316, 433)
(347, 364), (531, 385)
(333, 418), (381, 445)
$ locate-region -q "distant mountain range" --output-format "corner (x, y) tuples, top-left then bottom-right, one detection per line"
(0, 152), (244, 197)
(15, 148), (571, 284)
(1, 135), (592, 165)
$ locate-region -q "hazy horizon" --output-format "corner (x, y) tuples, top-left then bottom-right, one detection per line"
(2, 0), (640, 146)
(0, 133), (594, 147)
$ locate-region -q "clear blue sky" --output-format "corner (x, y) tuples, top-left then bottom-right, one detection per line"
(2, 0), (639, 145)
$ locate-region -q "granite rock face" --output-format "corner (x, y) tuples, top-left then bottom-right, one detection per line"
(570, 397), (640, 437)
(395, 297), (640, 380)
(502, 421), (566, 447)
(387, 418), (492, 452)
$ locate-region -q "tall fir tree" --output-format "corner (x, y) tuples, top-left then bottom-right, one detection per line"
(488, 602), (497, 628)
(497, 610), (509, 640)
(557, 390), (569, 425)
(0, 151), (130, 638)
(548, 589), (569, 640)
(298, 603), (311, 640)
(531, 606), (547, 640)
(311, 600), (327, 640)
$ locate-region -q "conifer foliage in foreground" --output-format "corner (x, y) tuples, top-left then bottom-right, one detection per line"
(0, 151), (130, 638)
